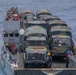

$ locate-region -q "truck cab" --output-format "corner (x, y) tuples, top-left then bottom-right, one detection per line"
(50, 26), (72, 38)
(48, 20), (67, 28)
(24, 36), (48, 67)
(23, 25), (50, 67)
(23, 10), (35, 21)
(36, 10), (52, 20)
(50, 35), (74, 57)
(43, 15), (61, 23)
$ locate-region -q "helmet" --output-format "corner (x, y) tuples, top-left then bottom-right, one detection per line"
(5, 43), (9, 46)
(47, 52), (51, 56)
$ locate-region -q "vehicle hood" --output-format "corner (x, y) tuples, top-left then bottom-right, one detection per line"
(52, 46), (68, 54)
(26, 46), (47, 53)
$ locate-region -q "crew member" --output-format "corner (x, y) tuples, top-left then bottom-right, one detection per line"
(5, 43), (9, 48)
(13, 14), (19, 21)
(47, 52), (52, 68)
(66, 50), (71, 68)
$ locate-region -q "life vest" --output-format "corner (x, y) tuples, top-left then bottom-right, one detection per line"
(11, 44), (16, 50)
(66, 50), (70, 58)
(66, 51), (72, 58)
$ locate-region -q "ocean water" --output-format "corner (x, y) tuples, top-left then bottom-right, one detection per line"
(0, 0), (76, 74)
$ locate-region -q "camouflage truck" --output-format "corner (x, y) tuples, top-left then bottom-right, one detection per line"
(43, 15), (61, 23)
(48, 21), (74, 57)
(48, 20), (67, 28)
(24, 20), (48, 30)
(23, 25), (51, 68)
(49, 35), (74, 57)
(23, 10), (35, 21)
(36, 10), (52, 20)
(50, 26), (72, 38)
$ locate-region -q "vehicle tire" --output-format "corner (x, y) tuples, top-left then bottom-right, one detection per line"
(48, 63), (52, 68)
(44, 64), (48, 68)
(50, 63), (52, 68)
(24, 63), (28, 68)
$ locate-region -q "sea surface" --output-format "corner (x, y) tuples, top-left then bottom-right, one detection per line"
(0, 0), (76, 74)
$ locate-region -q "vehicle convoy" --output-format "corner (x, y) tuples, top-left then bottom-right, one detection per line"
(0, 7), (75, 75)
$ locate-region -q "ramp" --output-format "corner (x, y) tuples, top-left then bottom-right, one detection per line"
(14, 68), (76, 75)
(14, 69), (46, 75)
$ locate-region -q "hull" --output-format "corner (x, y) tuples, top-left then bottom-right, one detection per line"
(0, 57), (47, 75)
(0, 57), (14, 75)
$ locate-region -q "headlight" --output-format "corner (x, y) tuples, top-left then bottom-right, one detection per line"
(28, 61), (30, 63)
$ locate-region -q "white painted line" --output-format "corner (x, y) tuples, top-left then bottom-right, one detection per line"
(42, 71), (49, 75)
(42, 71), (62, 75)
(53, 71), (62, 75)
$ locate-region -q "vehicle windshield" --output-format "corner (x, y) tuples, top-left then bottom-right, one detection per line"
(26, 40), (46, 46)
(52, 38), (71, 46)
(26, 24), (47, 28)
(28, 53), (44, 60)
(47, 18), (60, 21)
(51, 31), (71, 37)
(49, 24), (67, 27)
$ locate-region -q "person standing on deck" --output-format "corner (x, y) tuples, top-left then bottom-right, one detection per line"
(65, 49), (72, 68)
(46, 52), (52, 68)
(13, 14), (19, 21)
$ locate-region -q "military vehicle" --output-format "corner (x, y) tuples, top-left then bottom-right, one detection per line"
(23, 25), (51, 67)
(36, 10), (52, 20)
(49, 35), (74, 57)
(50, 26), (72, 38)
(43, 15), (61, 23)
